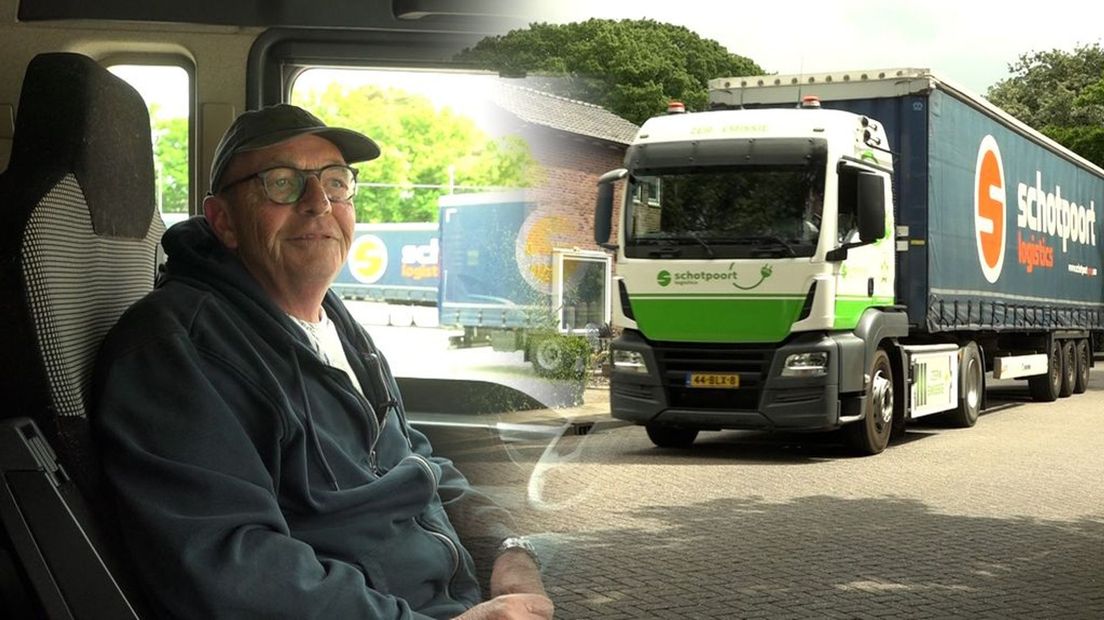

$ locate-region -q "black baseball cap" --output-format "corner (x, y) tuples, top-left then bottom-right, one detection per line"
(209, 104), (380, 193)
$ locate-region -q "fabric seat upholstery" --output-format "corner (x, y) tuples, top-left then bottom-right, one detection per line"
(0, 52), (164, 491)
(0, 52), (164, 618)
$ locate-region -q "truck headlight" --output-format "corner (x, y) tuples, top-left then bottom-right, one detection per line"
(612, 349), (649, 374)
(782, 351), (828, 377)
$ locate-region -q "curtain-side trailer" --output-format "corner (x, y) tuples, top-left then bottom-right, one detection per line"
(595, 68), (1104, 454)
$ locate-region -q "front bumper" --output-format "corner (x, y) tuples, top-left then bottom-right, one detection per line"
(609, 330), (846, 432)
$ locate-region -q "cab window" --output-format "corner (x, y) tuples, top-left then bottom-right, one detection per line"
(108, 63), (191, 225)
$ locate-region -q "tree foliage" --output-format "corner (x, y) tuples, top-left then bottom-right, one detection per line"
(150, 106), (189, 213)
(294, 83), (535, 223)
(457, 19), (762, 125)
(987, 44), (1104, 167)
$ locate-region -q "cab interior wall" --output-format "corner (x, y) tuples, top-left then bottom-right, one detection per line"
(0, 7), (255, 178)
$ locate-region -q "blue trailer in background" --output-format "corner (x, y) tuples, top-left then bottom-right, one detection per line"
(332, 223), (439, 304)
(439, 191), (612, 375)
(159, 215), (441, 304)
(161, 200), (611, 378)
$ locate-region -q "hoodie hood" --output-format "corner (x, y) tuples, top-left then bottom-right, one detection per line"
(161, 216), (291, 330)
(162, 217), (366, 358)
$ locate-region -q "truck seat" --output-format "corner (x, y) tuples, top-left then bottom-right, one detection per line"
(0, 52), (163, 618)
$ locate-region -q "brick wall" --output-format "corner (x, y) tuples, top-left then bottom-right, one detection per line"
(521, 125), (627, 252)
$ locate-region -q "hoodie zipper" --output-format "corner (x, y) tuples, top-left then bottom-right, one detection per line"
(418, 520), (459, 600)
(407, 453), (460, 599)
(332, 369), (382, 475)
(359, 351), (400, 472)
(296, 306), (460, 597)
(300, 338), (384, 476)
(295, 303), (391, 474)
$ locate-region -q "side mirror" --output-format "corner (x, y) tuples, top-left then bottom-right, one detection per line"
(857, 172), (886, 243)
(826, 170), (887, 262)
(595, 168), (627, 247)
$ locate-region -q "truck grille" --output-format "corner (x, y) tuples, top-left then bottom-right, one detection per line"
(655, 343), (773, 411)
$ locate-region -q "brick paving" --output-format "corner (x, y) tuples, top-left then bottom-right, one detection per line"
(436, 369), (1104, 619)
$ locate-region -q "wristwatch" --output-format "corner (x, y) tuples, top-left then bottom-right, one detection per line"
(496, 536), (541, 570)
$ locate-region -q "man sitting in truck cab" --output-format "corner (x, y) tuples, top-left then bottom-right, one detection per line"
(803, 175), (860, 245)
(94, 105), (552, 619)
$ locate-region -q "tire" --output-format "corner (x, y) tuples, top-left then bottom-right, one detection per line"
(1028, 339), (1061, 402)
(645, 424), (698, 448)
(946, 342), (982, 428)
(1058, 340), (1075, 398)
(1073, 340), (1090, 394)
(530, 336), (582, 378)
(844, 348), (894, 455)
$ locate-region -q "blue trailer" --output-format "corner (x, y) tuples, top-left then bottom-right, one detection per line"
(595, 68), (1104, 453)
(332, 223), (439, 304)
(159, 215), (441, 304)
(439, 191), (612, 375)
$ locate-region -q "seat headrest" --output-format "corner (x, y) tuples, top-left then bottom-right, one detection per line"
(7, 53), (156, 239)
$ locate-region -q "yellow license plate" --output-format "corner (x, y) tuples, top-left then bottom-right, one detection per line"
(686, 373), (740, 389)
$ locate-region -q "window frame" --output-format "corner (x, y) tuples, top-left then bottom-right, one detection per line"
(104, 54), (197, 215)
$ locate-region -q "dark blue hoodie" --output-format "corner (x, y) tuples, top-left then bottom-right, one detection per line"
(94, 217), (511, 619)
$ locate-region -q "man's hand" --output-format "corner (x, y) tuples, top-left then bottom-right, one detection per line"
(489, 548), (546, 598)
(452, 593), (554, 620)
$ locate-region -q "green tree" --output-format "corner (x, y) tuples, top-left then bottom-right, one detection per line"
(457, 19), (762, 125)
(150, 105), (189, 213)
(987, 44), (1104, 167)
(294, 83), (535, 223)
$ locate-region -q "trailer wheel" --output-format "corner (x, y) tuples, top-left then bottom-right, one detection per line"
(531, 337), (568, 376)
(1073, 340), (1090, 394)
(844, 349), (894, 455)
(530, 336), (585, 378)
(946, 342), (982, 428)
(1028, 339), (1061, 402)
(645, 424), (698, 448)
(1058, 340), (1075, 398)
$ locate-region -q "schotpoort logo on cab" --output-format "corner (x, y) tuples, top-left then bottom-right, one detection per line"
(974, 135), (1006, 284)
(657, 270), (671, 287)
(348, 234), (389, 284)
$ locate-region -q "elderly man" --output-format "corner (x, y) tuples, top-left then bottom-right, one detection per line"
(94, 105), (551, 619)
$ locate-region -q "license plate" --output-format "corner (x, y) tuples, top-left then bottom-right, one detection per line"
(686, 372), (740, 389)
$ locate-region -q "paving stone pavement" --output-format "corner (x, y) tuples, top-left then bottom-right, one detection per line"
(437, 370), (1104, 619)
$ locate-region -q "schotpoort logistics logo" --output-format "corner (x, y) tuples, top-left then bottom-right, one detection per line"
(515, 212), (572, 293)
(974, 135), (1006, 284)
(348, 234), (389, 284)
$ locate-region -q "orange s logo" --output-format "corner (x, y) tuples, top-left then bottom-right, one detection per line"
(974, 135), (1006, 284)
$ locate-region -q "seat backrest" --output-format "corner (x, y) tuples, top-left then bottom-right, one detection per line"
(0, 52), (164, 483)
(0, 52), (164, 618)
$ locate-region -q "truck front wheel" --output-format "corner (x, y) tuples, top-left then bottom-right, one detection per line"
(844, 349), (894, 455)
(946, 342), (982, 428)
(645, 424), (698, 448)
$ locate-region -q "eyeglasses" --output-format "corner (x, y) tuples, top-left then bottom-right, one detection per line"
(218, 165), (358, 204)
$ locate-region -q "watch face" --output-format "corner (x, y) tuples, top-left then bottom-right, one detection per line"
(499, 537), (541, 568)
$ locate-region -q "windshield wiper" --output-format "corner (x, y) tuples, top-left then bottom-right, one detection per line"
(706, 235), (798, 257)
(635, 234), (796, 258)
(683, 231), (716, 258)
(646, 246), (682, 257)
(744, 235), (797, 257)
(633, 234), (715, 257)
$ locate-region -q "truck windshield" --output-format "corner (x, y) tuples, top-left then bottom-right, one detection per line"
(624, 159), (826, 259)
